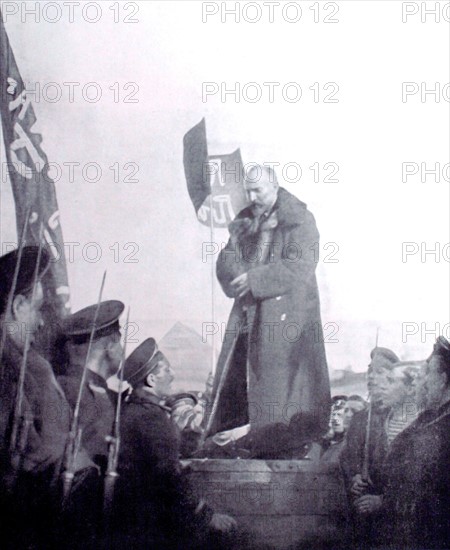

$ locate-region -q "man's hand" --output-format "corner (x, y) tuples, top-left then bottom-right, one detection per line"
(209, 513), (237, 532)
(353, 494), (383, 515)
(230, 273), (250, 298)
(350, 473), (371, 497)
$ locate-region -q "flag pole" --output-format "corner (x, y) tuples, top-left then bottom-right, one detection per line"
(209, 194), (216, 376)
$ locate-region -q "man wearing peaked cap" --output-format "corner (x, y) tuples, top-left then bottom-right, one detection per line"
(382, 337), (450, 549)
(339, 346), (400, 547)
(113, 337), (237, 548)
(0, 245), (90, 548)
(57, 300), (124, 470)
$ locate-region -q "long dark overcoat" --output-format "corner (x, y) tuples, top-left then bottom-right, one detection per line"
(212, 187), (330, 433)
(381, 400), (450, 549)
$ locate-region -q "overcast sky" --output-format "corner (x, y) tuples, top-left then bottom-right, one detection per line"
(1, 1), (449, 373)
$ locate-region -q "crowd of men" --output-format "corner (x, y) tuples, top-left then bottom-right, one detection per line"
(0, 243), (449, 550)
(333, 344), (450, 549)
(0, 246), (236, 549)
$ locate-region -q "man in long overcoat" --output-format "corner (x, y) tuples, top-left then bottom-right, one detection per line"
(210, 165), (330, 435)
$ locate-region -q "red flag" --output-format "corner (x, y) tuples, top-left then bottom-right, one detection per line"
(0, 12), (70, 319)
(183, 119), (248, 228)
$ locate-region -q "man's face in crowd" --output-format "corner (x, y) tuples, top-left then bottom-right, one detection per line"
(377, 369), (409, 409)
(244, 170), (278, 216)
(416, 355), (446, 410)
(343, 399), (366, 430)
(367, 355), (390, 403)
(13, 282), (44, 345)
(150, 358), (175, 397)
(330, 403), (346, 433)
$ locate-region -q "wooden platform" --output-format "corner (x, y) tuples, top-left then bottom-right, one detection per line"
(183, 459), (350, 549)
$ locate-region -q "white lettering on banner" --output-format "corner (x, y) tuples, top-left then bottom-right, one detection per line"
(8, 89), (30, 115)
(48, 210), (61, 230)
(10, 123), (45, 178)
(198, 195), (236, 225)
(213, 195), (235, 224)
(209, 159), (226, 187)
(198, 204), (208, 223)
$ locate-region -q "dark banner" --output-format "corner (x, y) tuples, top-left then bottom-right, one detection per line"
(0, 11), (70, 320)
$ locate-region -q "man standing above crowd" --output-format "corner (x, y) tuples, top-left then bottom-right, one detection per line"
(210, 164), (330, 437)
(382, 337), (450, 549)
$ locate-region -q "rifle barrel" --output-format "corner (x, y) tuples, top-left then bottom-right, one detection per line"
(62, 271), (107, 501)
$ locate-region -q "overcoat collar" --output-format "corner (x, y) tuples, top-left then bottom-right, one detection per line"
(127, 386), (171, 412)
(420, 398), (450, 428)
(236, 187), (307, 229)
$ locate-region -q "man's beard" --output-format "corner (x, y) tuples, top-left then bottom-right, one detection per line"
(250, 203), (266, 216)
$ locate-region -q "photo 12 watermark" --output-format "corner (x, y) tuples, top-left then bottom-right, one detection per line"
(1, 241), (141, 265)
(402, 2), (449, 23)
(2, 161), (140, 185)
(402, 82), (449, 103)
(202, 1), (340, 24)
(202, 82), (340, 104)
(402, 322), (450, 343)
(402, 242), (450, 263)
(1, 2), (140, 24)
(402, 162), (449, 183)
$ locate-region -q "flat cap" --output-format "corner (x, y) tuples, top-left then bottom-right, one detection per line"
(62, 300), (124, 343)
(370, 347), (399, 366)
(0, 246), (50, 313)
(124, 338), (169, 386)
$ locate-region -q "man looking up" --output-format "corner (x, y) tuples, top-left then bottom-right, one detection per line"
(113, 338), (236, 548)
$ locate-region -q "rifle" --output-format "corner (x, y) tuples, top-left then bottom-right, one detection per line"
(0, 207), (31, 379)
(103, 307), (130, 521)
(361, 327), (380, 484)
(61, 271), (106, 504)
(7, 224), (44, 489)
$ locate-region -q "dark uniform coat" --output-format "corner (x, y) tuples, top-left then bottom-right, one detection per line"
(113, 388), (212, 548)
(0, 337), (74, 548)
(340, 408), (390, 496)
(58, 363), (114, 469)
(381, 400), (450, 549)
(339, 408), (390, 547)
(212, 187), (330, 433)
(1, 336), (72, 474)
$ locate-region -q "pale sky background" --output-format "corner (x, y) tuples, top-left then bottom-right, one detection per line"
(1, 1), (449, 375)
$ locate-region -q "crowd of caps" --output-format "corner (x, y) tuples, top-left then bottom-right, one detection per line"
(0, 245), (449, 549)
